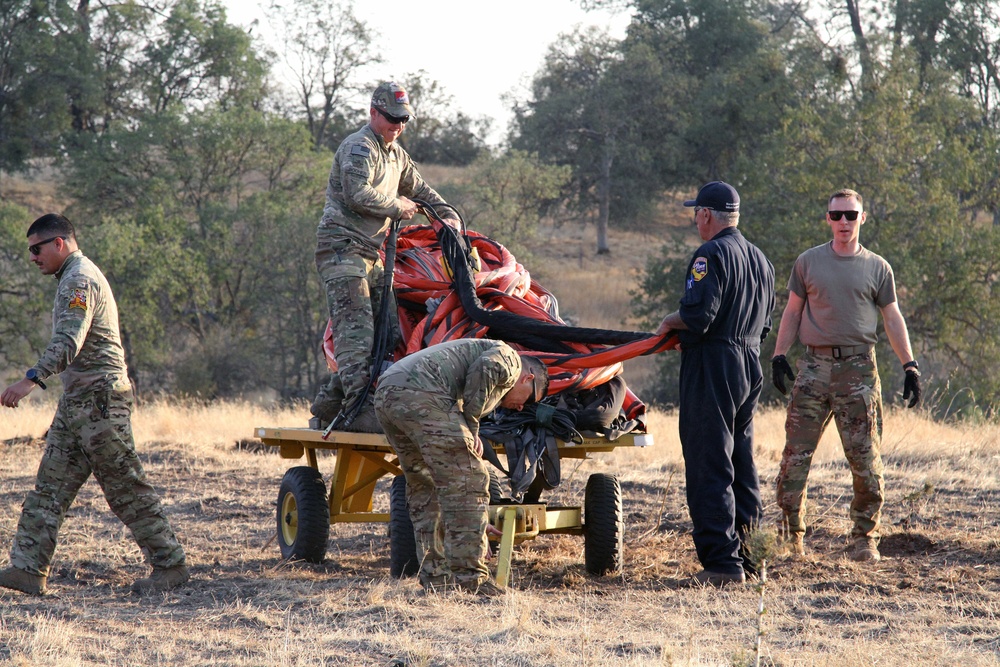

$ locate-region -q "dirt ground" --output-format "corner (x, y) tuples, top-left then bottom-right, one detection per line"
(1, 404), (998, 667)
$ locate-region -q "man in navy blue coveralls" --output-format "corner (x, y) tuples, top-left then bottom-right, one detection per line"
(656, 181), (775, 587)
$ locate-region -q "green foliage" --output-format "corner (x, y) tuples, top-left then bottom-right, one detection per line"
(438, 151), (572, 261)
(633, 226), (695, 406)
(265, 0), (380, 150)
(0, 200), (52, 382)
(400, 71), (489, 166)
(513, 2), (796, 251)
(0, 0), (72, 172)
(1, 0), (270, 173)
(140, 0), (270, 114)
(513, 28), (649, 219)
(631, 2), (1000, 412)
(61, 105), (328, 398)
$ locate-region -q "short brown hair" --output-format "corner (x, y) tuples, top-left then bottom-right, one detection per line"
(829, 188), (863, 209)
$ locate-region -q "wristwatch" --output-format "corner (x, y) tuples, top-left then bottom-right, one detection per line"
(25, 368), (47, 390)
(902, 360), (919, 374)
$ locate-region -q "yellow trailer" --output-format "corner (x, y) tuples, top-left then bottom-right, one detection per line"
(253, 426), (653, 587)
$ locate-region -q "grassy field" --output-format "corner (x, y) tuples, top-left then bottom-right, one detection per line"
(1, 398), (999, 666)
(3, 172), (999, 665)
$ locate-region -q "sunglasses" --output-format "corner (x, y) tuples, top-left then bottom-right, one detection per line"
(828, 210), (860, 221)
(375, 107), (410, 125)
(28, 236), (66, 256)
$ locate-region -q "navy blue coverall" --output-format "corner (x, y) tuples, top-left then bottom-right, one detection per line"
(677, 226), (775, 575)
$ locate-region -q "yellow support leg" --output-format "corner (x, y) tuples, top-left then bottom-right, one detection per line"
(494, 506), (518, 588)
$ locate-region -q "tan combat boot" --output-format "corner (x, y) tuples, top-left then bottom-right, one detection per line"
(462, 579), (506, 598)
(0, 566), (47, 595)
(787, 533), (805, 557)
(850, 537), (881, 562)
(131, 564), (190, 594)
(340, 402), (384, 434)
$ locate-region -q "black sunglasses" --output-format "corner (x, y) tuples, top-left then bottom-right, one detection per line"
(375, 107), (410, 125)
(29, 236), (66, 256)
(828, 210), (860, 221)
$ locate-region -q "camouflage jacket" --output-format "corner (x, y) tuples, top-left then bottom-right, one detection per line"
(31, 251), (130, 396)
(319, 124), (451, 255)
(378, 339), (521, 437)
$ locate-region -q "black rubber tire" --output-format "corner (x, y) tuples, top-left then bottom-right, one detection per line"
(584, 472), (624, 576)
(488, 466), (506, 504)
(388, 474), (419, 578)
(276, 466), (330, 563)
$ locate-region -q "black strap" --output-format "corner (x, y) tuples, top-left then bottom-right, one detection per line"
(326, 218), (401, 435)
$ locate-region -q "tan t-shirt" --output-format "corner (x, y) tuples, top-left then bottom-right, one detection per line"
(787, 242), (896, 347)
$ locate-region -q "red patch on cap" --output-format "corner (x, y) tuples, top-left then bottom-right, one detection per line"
(394, 91), (409, 104)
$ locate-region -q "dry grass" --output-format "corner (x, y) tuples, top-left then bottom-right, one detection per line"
(4, 175), (999, 665)
(2, 399), (999, 667)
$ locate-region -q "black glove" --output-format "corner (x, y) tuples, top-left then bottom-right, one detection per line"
(771, 355), (795, 395)
(903, 364), (921, 408)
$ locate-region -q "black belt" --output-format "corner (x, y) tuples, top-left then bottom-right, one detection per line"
(806, 344), (873, 359)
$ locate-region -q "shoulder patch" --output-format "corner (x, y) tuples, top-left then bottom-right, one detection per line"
(691, 257), (709, 282)
(350, 145), (371, 157)
(68, 289), (88, 311)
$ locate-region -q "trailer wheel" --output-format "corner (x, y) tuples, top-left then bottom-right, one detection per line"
(584, 472), (624, 576)
(488, 466), (506, 504)
(388, 474), (419, 577)
(276, 466), (330, 563)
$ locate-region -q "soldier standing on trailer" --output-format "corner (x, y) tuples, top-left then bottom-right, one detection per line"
(0, 213), (188, 596)
(311, 81), (461, 433)
(655, 181), (775, 587)
(373, 339), (547, 596)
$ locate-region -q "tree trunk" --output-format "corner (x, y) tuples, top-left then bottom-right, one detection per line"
(596, 133), (615, 255)
(845, 0), (874, 92)
(70, 0), (92, 133)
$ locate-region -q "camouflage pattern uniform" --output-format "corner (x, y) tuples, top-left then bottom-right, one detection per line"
(9, 251), (185, 577)
(776, 350), (884, 539)
(315, 83), (454, 413)
(775, 242), (895, 542)
(373, 339), (521, 590)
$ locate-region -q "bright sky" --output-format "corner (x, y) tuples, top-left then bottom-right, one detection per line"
(224, 0), (632, 144)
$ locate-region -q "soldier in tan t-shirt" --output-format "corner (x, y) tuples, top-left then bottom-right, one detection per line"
(770, 189), (921, 563)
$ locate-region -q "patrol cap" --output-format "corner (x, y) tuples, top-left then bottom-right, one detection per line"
(371, 81), (416, 119)
(519, 355), (550, 404)
(683, 181), (740, 213)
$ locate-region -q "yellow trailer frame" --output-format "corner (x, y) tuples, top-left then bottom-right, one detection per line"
(254, 426), (653, 586)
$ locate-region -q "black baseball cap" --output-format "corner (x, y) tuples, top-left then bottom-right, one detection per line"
(683, 181), (740, 213)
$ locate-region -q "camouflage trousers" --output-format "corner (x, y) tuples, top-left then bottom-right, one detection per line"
(373, 384), (490, 588)
(775, 351), (885, 540)
(10, 387), (186, 577)
(315, 229), (398, 406)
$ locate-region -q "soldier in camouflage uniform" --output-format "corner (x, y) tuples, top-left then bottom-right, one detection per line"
(770, 189), (921, 562)
(373, 339), (548, 596)
(311, 81), (460, 433)
(0, 214), (187, 596)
